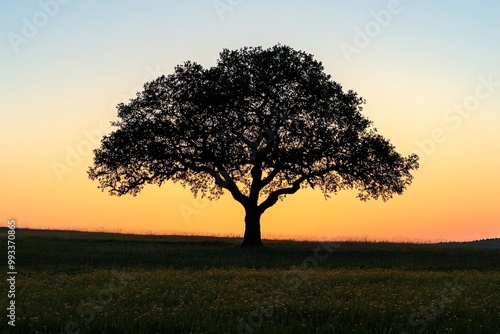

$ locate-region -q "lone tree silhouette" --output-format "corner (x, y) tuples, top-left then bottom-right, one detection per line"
(88, 45), (418, 247)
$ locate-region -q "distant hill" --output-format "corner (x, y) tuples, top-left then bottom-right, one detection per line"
(465, 238), (500, 247)
(438, 238), (500, 248)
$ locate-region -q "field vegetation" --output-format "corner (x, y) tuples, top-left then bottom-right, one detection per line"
(1, 228), (499, 333)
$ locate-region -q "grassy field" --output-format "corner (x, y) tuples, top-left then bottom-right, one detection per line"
(1, 228), (499, 333)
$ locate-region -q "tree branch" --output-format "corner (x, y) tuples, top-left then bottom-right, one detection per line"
(258, 166), (339, 213)
(184, 161), (249, 207)
(258, 177), (303, 213)
(214, 164), (249, 206)
(260, 165), (282, 188)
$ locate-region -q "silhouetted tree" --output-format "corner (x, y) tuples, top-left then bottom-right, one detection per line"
(88, 45), (419, 247)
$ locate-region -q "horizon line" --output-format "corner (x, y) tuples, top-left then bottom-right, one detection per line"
(2, 226), (498, 245)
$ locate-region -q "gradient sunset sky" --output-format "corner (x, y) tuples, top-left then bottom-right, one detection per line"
(1, 0), (499, 242)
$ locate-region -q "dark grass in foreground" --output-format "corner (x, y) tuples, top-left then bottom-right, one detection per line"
(1, 228), (499, 333)
(7, 228), (500, 272)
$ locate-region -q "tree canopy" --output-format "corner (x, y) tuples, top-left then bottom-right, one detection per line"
(88, 45), (418, 246)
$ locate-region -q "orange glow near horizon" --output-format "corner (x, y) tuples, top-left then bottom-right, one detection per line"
(2, 88), (499, 243)
(2, 80), (500, 242)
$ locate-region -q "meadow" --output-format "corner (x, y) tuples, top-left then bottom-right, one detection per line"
(1, 228), (499, 333)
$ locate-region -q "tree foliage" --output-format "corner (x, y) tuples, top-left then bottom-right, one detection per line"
(89, 45), (418, 243)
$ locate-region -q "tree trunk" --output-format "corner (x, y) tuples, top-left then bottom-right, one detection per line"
(241, 207), (262, 247)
